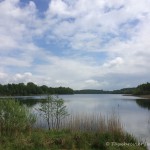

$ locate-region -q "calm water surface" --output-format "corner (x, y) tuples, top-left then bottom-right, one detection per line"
(16, 94), (150, 146)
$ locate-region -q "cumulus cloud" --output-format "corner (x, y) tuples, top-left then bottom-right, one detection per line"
(103, 57), (124, 68)
(13, 72), (32, 83)
(0, 0), (150, 90)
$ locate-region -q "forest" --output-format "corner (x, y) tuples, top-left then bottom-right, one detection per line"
(0, 82), (150, 96)
(133, 82), (150, 95)
(0, 82), (74, 96)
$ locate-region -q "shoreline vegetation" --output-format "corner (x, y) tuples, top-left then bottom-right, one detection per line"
(0, 98), (148, 150)
(0, 82), (150, 97)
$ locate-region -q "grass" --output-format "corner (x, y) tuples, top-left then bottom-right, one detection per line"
(62, 113), (123, 133)
(1, 114), (147, 150)
(0, 99), (148, 150)
(0, 129), (147, 150)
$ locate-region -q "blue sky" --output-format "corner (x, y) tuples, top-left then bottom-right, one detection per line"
(20, 0), (50, 12)
(0, 0), (150, 90)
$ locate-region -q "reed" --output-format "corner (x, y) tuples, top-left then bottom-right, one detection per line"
(61, 113), (123, 133)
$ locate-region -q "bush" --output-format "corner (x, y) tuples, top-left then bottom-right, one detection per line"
(0, 99), (35, 135)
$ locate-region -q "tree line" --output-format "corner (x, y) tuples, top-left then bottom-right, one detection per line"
(0, 82), (149, 96)
(0, 82), (74, 96)
(110, 82), (150, 95)
(74, 89), (109, 94)
(74, 88), (136, 94)
(133, 82), (150, 95)
(74, 82), (150, 95)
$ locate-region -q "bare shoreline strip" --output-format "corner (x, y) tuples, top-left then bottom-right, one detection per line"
(137, 95), (150, 99)
(123, 94), (150, 99)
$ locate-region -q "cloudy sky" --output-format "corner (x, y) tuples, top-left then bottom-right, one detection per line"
(0, 0), (150, 90)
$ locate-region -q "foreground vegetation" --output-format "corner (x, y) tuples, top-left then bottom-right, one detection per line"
(0, 99), (148, 150)
(1, 129), (147, 150)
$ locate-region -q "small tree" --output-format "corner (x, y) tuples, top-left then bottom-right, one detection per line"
(54, 96), (69, 129)
(39, 96), (55, 130)
(39, 95), (69, 130)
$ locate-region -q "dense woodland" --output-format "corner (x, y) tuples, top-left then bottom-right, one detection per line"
(0, 82), (150, 96)
(133, 82), (150, 95)
(0, 82), (74, 96)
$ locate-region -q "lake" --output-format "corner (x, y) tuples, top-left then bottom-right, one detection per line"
(15, 94), (150, 146)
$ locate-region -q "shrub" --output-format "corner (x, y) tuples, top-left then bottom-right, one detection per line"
(38, 95), (69, 130)
(0, 99), (35, 135)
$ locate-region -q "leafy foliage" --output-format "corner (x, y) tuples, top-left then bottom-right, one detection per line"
(133, 82), (150, 95)
(0, 99), (35, 135)
(0, 82), (74, 96)
(38, 95), (69, 130)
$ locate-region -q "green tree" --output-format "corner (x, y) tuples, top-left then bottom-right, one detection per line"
(27, 82), (38, 95)
(133, 82), (150, 95)
(54, 96), (69, 129)
(0, 83), (74, 96)
(39, 95), (69, 130)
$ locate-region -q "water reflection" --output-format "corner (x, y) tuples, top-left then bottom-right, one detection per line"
(17, 99), (47, 107)
(136, 99), (150, 110)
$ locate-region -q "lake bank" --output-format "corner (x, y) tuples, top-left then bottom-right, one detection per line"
(1, 98), (148, 150)
(1, 94), (150, 149)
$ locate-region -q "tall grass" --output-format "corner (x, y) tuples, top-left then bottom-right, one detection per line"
(61, 113), (123, 133)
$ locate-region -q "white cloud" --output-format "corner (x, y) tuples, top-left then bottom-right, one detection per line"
(103, 57), (124, 68)
(0, 72), (7, 79)
(12, 72), (33, 83)
(0, 0), (150, 90)
(1, 0), (149, 53)
(0, 56), (31, 67)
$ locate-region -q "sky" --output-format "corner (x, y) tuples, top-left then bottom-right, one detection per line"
(0, 0), (150, 90)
